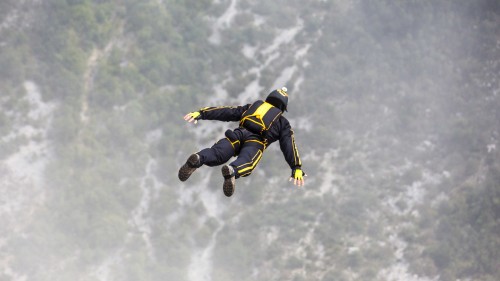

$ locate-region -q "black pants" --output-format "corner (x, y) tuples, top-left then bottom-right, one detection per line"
(197, 128), (265, 178)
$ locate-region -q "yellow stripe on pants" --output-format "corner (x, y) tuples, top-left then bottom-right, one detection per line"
(237, 149), (263, 176)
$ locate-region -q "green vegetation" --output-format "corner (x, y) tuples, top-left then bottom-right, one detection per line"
(0, 0), (498, 280)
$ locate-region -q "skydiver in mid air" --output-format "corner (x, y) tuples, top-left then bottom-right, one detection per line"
(178, 87), (306, 197)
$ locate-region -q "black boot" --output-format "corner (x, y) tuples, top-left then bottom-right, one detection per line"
(221, 165), (236, 197)
(178, 154), (201, 182)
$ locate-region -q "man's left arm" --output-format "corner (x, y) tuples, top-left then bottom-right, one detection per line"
(184, 104), (250, 124)
(199, 105), (250, 121)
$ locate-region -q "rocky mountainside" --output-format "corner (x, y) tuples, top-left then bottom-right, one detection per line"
(0, 0), (498, 281)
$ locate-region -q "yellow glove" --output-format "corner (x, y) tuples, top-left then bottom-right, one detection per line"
(290, 167), (306, 187)
(183, 111), (201, 124)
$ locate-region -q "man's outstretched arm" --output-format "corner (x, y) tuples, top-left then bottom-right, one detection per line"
(184, 105), (250, 124)
(278, 119), (306, 186)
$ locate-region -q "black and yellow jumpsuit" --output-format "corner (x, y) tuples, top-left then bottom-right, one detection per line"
(195, 103), (302, 178)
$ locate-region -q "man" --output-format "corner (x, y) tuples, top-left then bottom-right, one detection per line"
(178, 87), (306, 197)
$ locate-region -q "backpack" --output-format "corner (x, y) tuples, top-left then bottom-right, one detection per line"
(240, 100), (282, 135)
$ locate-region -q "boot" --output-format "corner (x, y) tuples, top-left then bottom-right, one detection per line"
(221, 165), (236, 197)
(178, 154), (201, 182)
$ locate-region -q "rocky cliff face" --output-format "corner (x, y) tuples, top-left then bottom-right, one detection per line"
(0, 1), (498, 281)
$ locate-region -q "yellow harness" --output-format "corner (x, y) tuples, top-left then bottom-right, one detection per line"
(240, 101), (282, 135)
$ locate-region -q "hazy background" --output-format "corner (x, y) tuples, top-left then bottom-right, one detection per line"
(0, 0), (499, 280)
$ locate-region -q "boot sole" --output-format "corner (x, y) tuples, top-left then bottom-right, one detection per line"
(221, 165), (235, 197)
(178, 154), (199, 182)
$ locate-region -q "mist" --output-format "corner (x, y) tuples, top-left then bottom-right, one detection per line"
(0, 0), (498, 280)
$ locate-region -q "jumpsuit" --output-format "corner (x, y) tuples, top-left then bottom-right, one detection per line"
(195, 102), (302, 179)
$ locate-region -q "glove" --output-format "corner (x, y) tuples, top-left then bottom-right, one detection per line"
(184, 111), (201, 124)
(290, 167), (306, 186)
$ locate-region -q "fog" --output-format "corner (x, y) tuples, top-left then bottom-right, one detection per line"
(0, 0), (498, 280)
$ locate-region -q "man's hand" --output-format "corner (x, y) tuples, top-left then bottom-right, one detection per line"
(184, 111), (201, 124)
(289, 167), (306, 187)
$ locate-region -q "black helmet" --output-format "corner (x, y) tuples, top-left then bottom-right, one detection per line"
(265, 87), (289, 112)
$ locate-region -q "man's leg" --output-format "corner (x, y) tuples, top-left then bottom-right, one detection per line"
(198, 138), (236, 166)
(230, 141), (265, 178)
(178, 138), (235, 182)
(221, 140), (265, 196)
(178, 153), (201, 182)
